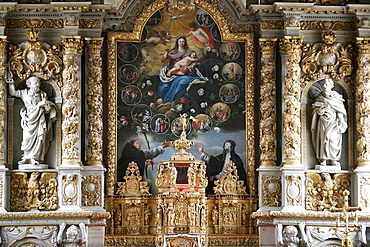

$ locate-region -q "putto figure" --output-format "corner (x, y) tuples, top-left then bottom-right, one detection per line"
(311, 78), (347, 167)
(8, 76), (57, 166)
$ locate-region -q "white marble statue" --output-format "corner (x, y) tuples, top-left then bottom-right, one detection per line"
(8, 76), (57, 166)
(311, 78), (347, 166)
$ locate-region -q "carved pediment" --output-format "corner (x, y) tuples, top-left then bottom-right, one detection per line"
(116, 161), (151, 196)
(214, 161), (247, 196)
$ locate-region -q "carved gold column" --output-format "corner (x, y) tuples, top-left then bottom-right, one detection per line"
(279, 36), (303, 166)
(85, 37), (104, 167)
(257, 38), (282, 213)
(59, 36), (83, 211)
(279, 36), (305, 212)
(259, 38), (277, 167)
(355, 38), (370, 168)
(61, 36), (83, 165)
(354, 38), (370, 212)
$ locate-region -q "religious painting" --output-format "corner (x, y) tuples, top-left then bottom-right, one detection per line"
(107, 5), (255, 196)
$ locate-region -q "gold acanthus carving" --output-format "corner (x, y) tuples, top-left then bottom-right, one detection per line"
(305, 173), (350, 211)
(61, 36), (83, 162)
(279, 36), (303, 163)
(82, 175), (101, 207)
(214, 161), (247, 196)
(356, 38), (370, 165)
(8, 28), (62, 83)
(105, 236), (156, 246)
(300, 21), (355, 31)
(260, 20), (284, 30)
(259, 38), (277, 166)
(116, 161), (151, 196)
(62, 174), (78, 205)
(0, 37), (7, 164)
(300, 31), (354, 93)
(10, 172), (58, 211)
(262, 175), (281, 207)
(79, 19), (102, 29)
(7, 19), (64, 29)
(85, 38), (104, 166)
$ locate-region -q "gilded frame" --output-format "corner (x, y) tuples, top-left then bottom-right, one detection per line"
(106, 0), (256, 196)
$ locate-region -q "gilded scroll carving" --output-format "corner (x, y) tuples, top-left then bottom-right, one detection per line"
(61, 36), (83, 162)
(300, 31), (354, 92)
(279, 36), (303, 164)
(116, 161), (150, 196)
(10, 172), (57, 211)
(8, 28), (62, 82)
(85, 38), (104, 166)
(305, 172), (350, 211)
(259, 38), (277, 166)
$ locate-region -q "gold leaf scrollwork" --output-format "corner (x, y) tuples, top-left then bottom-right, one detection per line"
(8, 28), (62, 82)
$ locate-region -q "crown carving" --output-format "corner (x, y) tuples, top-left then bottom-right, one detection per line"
(27, 28), (40, 42)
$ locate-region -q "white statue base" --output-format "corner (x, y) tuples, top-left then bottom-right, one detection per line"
(18, 164), (48, 170)
(315, 165), (341, 172)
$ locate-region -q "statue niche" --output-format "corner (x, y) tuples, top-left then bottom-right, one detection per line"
(307, 79), (349, 170)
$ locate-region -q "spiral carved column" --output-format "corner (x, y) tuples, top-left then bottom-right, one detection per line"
(0, 37), (7, 167)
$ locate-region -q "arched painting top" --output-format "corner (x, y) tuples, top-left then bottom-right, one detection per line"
(109, 0), (253, 43)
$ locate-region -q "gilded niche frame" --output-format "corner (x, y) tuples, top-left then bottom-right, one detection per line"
(106, 1), (256, 196)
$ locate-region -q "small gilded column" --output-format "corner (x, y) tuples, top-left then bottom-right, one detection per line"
(61, 36), (83, 165)
(59, 36), (83, 211)
(85, 37), (104, 167)
(82, 37), (106, 212)
(354, 38), (370, 211)
(279, 36), (305, 211)
(259, 38), (278, 168)
(355, 38), (370, 169)
(279, 36), (303, 167)
(257, 38), (281, 212)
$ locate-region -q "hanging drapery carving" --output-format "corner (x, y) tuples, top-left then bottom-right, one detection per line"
(279, 36), (303, 165)
(259, 38), (277, 167)
(85, 37), (104, 166)
(61, 36), (83, 163)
